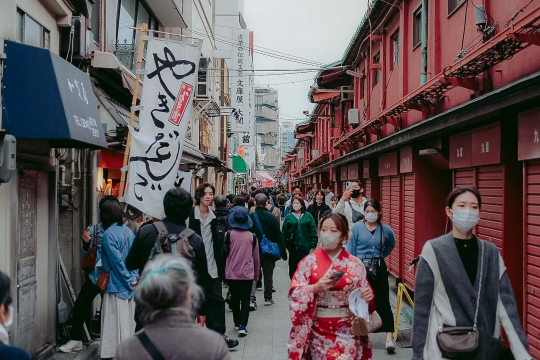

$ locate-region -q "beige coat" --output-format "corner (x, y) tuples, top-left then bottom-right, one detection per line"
(115, 308), (230, 360)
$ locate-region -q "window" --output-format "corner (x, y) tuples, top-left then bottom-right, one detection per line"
(391, 32), (399, 68)
(448, 0), (466, 15)
(16, 9), (50, 49)
(413, 7), (422, 49)
(373, 53), (380, 86)
(91, 0), (101, 44)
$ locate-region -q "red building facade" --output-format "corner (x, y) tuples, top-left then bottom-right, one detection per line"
(283, 0), (540, 355)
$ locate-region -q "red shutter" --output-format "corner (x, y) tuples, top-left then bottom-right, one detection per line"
(365, 178), (372, 199)
(403, 173), (415, 289)
(381, 177), (392, 270)
(389, 176), (401, 278)
(476, 165), (504, 252)
(525, 160), (540, 358)
(454, 168), (475, 188)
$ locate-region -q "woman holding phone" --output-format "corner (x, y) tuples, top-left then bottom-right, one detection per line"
(333, 181), (367, 230)
(288, 213), (375, 360)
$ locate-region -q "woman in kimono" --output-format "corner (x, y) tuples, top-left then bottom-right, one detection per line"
(288, 213), (374, 360)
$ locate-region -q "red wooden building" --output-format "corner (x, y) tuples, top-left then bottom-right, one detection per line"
(283, 0), (540, 355)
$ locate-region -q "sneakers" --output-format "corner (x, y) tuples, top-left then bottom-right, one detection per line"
(256, 287), (263, 291)
(234, 325), (239, 330)
(264, 298), (275, 306)
(272, 286), (276, 293)
(250, 300), (258, 311)
(58, 340), (83, 353)
(223, 335), (239, 349)
(385, 339), (396, 352)
(238, 325), (248, 337)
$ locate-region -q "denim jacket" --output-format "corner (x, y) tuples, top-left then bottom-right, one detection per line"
(101, 224), (138, 299)
(81, 223), (103, 285)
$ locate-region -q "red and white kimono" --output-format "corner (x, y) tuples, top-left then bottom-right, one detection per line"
(288, 246), (374, 360)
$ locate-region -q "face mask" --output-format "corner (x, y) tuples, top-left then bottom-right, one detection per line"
(316, 199), (322, 205)
(319, 231), (341, 250)
(352, 190), (361, 198)
(4, 306), (13, 327)
(292, 204), (302, 211)
(450, 209), (479, 233)
(364, 213), (378, 223)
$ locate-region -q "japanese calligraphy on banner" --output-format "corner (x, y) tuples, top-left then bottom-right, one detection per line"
(237, 86), (255, 146)
(124, 38), (199, 219)
(230, 29), (251, 133)
(174, 170), (192, 193)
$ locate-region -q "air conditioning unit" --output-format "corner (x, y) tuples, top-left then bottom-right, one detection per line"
(312, 150), (319, 158)
(197, 57), (212, 98)
(60, 16), (88, 59)
(348, 108), (360, 125)
(340, 86), (354, 102)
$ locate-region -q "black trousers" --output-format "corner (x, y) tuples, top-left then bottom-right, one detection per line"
(261, 256), (276, 300)
(203, 277), (226, 335)
(368, 258), (395, 333)
(287, 246), (310, 280)
(71, 275), (101, 341)
(228, 280), (252, 327)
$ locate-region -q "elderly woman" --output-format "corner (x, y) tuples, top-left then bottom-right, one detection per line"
(115, 255), (230, 360)
(288, 213), (374, 360)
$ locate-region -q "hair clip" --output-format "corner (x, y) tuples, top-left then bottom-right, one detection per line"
(139, 265), (185, 287)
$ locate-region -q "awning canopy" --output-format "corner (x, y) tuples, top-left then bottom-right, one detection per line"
(202, 152), (226, 167)
(232, 155), (248, 174)
(182, 140), (205, 165)
(317, 69), (349, 88)
(255, 171), (275, 182)
(312, 91), (340, 102)
(2, 41), (108, 148)
(296, 122), (315, 134)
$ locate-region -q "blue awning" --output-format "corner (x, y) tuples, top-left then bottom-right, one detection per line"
(2, 41), (108, 149)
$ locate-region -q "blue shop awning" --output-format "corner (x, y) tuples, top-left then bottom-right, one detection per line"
(2, 41), (107, 148)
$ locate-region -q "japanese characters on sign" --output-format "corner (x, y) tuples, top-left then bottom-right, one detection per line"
(124, 38), (199, 219)
(230, 29), (252, 133)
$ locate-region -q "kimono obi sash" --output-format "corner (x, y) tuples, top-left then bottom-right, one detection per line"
(316, 291), (352, 318)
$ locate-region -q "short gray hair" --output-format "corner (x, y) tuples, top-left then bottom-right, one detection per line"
(135, 254), (203, 325)
(255, 193), (267, 207)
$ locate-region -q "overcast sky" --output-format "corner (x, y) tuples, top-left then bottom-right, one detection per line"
(244, 0), (368, 125)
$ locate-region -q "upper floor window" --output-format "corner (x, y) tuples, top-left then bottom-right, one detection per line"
(16, 9), (50, 49)
(391, 31), (399, 69)
(448, 0), (466, 15)
(373, 53), (380, 86)
(91, 0), (101, 44)
(413, 6), (422, 49)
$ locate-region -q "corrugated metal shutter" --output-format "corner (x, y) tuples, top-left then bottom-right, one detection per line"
(526, 160), (540, 358)
(390, 176), (401, 278)
(477, 165), (504, 252)
(454, 168), (475, 188)
(381, 177), (392, 270)
(365, 178), (372, 199)
(403, 173), (415, 289)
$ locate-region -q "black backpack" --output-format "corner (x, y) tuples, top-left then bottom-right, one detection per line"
(278, 194), (287, 205)
(215, 214), (229, 243)
(149, 222), (196, 264)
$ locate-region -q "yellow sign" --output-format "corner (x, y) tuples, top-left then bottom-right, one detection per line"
(393, 283), (414, 341)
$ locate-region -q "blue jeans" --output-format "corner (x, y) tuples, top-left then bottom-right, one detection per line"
(278, 206), (285, 218)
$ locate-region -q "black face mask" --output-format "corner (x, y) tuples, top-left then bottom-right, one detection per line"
(352, 190), (362, 198)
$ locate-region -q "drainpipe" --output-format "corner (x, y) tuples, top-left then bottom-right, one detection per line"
(420, 0), (428, 85)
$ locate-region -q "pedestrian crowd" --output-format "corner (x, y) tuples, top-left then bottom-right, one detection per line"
(0, 181), (532, 360)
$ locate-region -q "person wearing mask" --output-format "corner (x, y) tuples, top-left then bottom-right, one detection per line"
(126, 188), (209, 330)
(115, 255), (230, 360)
(324, 186), (335, 208)
(59, 196), (120, 353)
(249, 194), (287, 307)
(276, 189), (288, 219)
(346, 198), (397, 352)
(224, 207), (260, 336)
(99, 200), (139, 359)
(188, 183), (238, 349)
(0, 271), (31, 360)
(285, 186), (309, 210)
(282, 197), (318, 279)
(333, 181), (367, 229)
(412, 188), (531, 360)
(330, 194), (340, 209)
(306, 190), (332, 225)
(288, 213), (374, 359)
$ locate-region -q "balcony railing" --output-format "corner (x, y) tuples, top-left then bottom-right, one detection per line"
(114, 40), (147, 71)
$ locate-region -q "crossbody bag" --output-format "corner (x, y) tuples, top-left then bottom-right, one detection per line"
(361, 224), (383, 281)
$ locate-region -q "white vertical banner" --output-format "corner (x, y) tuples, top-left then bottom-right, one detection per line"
(124, 38), (200, 219)
(237, 79), (255, 146)
(230, 29), (251, 133)
(174, 170), (193, 193)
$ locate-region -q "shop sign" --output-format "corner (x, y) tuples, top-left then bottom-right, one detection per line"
(378, 152), (398, 176)
(340, 166), (348, 180)
(471, 122), (500, 166)
(348, 163), (359, 180)
(230, 29), (252, 133)
(400, 145), (413, 173)
(449, 131), (472, 169)
(518, 108), (540, 161)
(363, 160), (371, 179)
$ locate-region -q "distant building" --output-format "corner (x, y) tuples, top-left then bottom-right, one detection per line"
(255, 87), (279, 177)
(279, 121), (296, 162)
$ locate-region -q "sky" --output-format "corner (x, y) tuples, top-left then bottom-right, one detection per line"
(244, 0), (368, 125)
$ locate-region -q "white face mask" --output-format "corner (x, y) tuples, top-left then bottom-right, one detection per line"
(450, 209), (480, 233)
(4, 305), (13, 327)
(292, 204), (302, 211)
(319, 231), (341, 250)
(364, 213), (378, 223)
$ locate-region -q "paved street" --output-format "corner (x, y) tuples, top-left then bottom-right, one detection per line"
(224, 260), (413, 359)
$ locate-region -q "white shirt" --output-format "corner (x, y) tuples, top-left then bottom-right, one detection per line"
(332, 197), (367, 231)
(194, 205), (218, 279)
(325, 192), (334, 207)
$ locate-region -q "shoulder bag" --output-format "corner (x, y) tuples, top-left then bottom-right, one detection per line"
(436, 241), (484, 358)
(361, 224), (384, 281)
(253, 213), (281, 261)
(81, 225), (98, 272)
(97, 229), (130, 291)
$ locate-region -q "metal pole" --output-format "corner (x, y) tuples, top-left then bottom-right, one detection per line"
(119, 23), (148, 199)
(420, 0), (428, 85)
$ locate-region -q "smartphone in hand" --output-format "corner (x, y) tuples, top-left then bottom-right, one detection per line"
(331, 271), (345, 281)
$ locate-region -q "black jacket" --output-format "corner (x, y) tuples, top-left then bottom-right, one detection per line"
(306, 202), (332, 224)
(188, 209), (226, 280)
(125, 218), (210, 286)
(249, 207), (287, 261)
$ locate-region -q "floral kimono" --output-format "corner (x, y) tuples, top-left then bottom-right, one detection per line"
(288, 246), (373, 360)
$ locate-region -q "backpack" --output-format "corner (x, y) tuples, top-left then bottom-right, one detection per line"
(278, 194), (287, 206)
(215, 214), (229, 243)
(224, 230), (257, 256)
(149, 222), (196, 264)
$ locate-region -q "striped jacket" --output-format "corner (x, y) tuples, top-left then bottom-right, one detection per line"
(412, 233), (531, 360)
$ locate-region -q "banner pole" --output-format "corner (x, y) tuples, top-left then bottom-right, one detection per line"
(119, 22), (148, 200)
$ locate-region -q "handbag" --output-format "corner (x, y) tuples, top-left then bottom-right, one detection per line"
(81, 225), (98, 272)
(253, 213), (281, 261)
(353, 311), (383, 336)
(362, 225), (384, 280)
(96, 229), (130, 292)
(436, 241), (484, 359)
